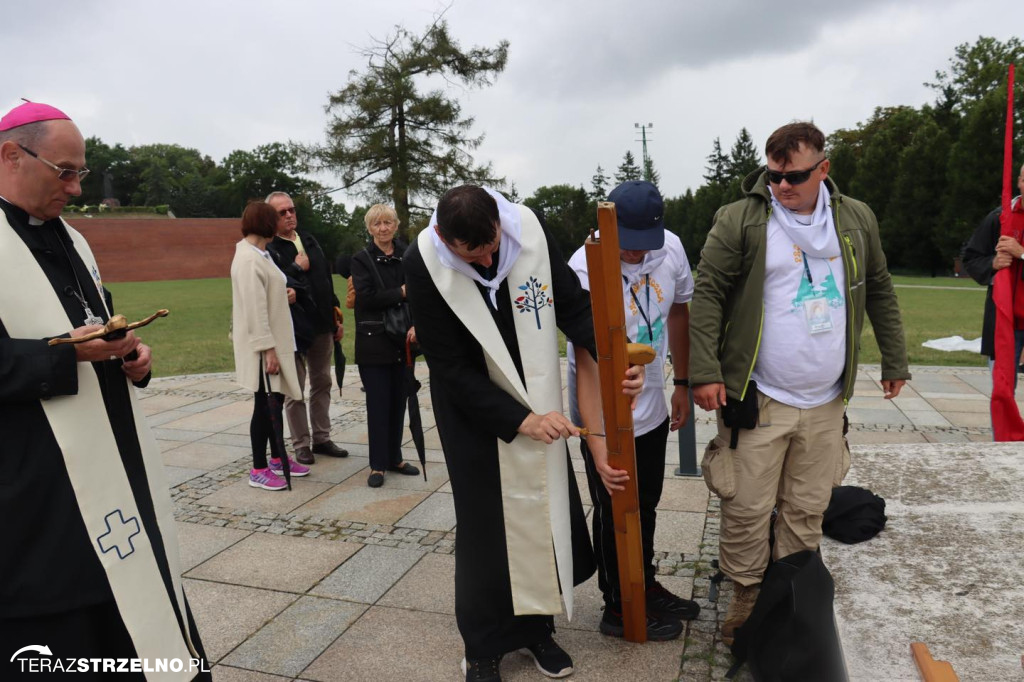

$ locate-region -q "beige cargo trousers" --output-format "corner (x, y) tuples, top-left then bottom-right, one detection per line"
(702, 392), (848, 587)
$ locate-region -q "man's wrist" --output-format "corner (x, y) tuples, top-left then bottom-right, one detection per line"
(673, 378), (689, 387)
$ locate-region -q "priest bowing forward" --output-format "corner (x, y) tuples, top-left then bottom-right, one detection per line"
(404, 185), (642, 682)
(0, 102), (209, 680)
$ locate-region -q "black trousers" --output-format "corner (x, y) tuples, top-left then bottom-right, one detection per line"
(359, 363), (407, 472)
(1, 600), (212, 681)
(580, 417), (669, 608)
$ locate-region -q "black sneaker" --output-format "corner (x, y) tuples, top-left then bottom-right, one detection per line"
(312, 441), (349, 458)
(462, 655), (502, 682)
(524, 637), (573, 678)
(599, 605), (683, 641)
(646, 581), (700, 620)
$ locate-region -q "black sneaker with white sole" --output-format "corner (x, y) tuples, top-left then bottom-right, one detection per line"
(599, 605), (683, 641)
(462, 655), (502, 682)
(523, 637), (573, 678)
(646, 580), (701, 620)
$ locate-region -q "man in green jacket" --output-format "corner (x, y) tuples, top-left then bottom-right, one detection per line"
(689, 122), (909, 645)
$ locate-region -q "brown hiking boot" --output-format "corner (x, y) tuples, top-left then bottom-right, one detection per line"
(721, 581), (760, 646)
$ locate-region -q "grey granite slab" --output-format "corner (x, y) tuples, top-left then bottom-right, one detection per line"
(183, 579), (297, 662)
(656, 477), (710, 513)
(301, 606), (461, 682)
(211, 666), (291, 681)
(292, 481), (428, 525)
(394, 492), (457, 531)
(652, 510), (704, 555)
(160, 440), (249, 470)
(310, 545), (424, 604)
(828, 444), (1024, 682)
(221, 596), (365, 677)
(301, 454), (370, 485)
(186, 533), (360, 592)
(378, 553), (455, 614)
(175, 521), (252, 572)
(163, 465), (208, 487)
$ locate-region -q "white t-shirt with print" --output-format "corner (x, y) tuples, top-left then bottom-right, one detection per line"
(567, 230), (694, 436)
(750, 215), (846, 409)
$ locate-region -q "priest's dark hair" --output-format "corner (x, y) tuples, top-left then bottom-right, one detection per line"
(436, 185), (499, 250)
(765, 121), (825, 164)
(241, 200), (277, 238)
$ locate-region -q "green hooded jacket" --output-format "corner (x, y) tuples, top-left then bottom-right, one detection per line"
(689, 168), (910, 402)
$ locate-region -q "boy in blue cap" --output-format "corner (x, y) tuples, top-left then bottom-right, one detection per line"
(569, 180), (700, 639)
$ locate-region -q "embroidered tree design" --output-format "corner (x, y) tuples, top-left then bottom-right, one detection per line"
(515, 276), (553, 330)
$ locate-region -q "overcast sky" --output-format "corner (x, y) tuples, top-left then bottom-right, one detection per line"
(5, 0), (1019, 205)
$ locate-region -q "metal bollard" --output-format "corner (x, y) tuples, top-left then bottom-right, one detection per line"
(675, 389), (701, 477)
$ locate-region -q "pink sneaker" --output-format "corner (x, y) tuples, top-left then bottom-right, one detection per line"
(249, 468), (287, 491)
(269, 457), (310, 477)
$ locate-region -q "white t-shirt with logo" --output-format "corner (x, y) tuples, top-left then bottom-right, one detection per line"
(567, 230), (694, 436)
(750, 214), (846, 409)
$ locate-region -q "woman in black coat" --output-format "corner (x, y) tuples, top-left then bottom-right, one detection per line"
(351, 204), (421, 487)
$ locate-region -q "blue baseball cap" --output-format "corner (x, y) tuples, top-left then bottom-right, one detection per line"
(608, 180), (665, 251)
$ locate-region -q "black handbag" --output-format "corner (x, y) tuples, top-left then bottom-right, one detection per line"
(364, 248), (411, 345)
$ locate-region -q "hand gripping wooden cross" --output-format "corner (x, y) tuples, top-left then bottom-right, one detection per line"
(47, 309), (170, 348)
(585, 202), (656, 643)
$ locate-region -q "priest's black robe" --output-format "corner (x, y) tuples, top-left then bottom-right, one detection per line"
(0, 199), (209, 679)
(404, 216), (597, 659)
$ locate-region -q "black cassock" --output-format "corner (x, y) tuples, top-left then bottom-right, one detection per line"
(404, 218), (597, 659)
(0, 199), (209, 679)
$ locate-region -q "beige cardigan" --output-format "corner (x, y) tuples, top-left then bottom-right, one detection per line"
(230, 240), (302, 399)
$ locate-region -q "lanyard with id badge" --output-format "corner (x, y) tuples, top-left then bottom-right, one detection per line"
(801, 251), (833, 335)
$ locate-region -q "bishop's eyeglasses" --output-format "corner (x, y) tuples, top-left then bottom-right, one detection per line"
(18, 144), (90, 182)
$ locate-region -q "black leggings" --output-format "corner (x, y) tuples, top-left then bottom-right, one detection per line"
(251, 372), (287, 469)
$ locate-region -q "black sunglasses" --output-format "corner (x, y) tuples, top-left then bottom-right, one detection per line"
(766, 158), (825, 186)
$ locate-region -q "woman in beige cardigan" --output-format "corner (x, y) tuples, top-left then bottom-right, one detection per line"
(231, 201), (309, 491)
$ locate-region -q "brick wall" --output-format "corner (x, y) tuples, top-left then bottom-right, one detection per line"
(66, 218), (241, 282)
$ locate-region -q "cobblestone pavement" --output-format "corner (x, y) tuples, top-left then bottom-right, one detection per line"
(144, 364), (1015, 680)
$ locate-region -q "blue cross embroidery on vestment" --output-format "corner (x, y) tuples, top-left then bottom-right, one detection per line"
(96, 509), (141, 560)
(514, 276), (553, 330)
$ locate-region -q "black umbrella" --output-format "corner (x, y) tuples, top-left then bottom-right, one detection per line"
(264, 365), (291, 490)
(334, 307), (346, 397)
(404, 337), (427, 481)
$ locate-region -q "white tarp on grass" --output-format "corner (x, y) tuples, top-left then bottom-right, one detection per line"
(921, 335), (982, 353)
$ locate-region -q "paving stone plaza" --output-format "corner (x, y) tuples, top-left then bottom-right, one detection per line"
(148, 363), (1022, 681)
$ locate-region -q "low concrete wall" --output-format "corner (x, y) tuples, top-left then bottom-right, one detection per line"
(66, 218), (241, 282)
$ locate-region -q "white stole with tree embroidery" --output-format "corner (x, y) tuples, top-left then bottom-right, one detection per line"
(418, 206), (574, 618)
(0, 214), (198, 680)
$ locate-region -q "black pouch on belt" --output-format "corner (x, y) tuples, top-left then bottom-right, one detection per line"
(721, 380), (759, 449)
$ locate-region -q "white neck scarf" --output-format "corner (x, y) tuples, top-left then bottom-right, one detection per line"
(769, 182), (840, 259)
(428, 187), (523, 307)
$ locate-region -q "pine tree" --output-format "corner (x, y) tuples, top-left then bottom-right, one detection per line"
(313, 17), (509, 236)
(614, 151), (642, 184)
(702, 137), (729, 186)
(726, 128), (761, 181)
(590, 164), (609, 199)
(642, 155), (661, 188)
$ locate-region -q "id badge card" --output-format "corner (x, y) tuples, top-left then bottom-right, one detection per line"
(803, 296), (833, 334)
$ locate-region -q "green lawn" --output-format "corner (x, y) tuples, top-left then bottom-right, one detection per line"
(107, 274), (988, 377)
(107, 276), (355, 378)
(862, 279), (986, 367)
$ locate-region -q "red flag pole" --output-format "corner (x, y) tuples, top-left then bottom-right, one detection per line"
(990, 63), (1024, 441)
